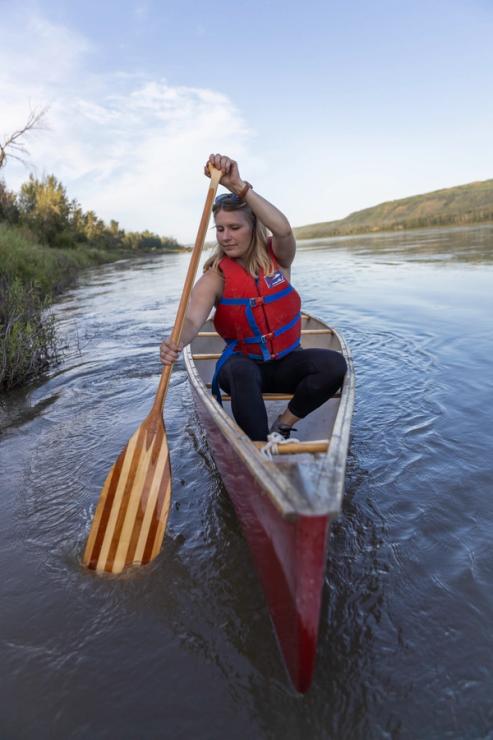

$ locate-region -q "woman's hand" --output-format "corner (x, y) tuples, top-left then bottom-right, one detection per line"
(160, 337), (183, 366)
(204, 153), (244, 195)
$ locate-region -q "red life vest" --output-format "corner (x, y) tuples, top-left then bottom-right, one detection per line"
(214, 249), (301, 361)
(211, 243), (302, 404)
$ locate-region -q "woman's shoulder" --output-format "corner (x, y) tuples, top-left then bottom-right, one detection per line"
(200, 265), (224, 299)
(202, 264), (224, 282)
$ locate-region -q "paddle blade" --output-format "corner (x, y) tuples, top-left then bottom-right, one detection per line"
(82, 415), (171, 574)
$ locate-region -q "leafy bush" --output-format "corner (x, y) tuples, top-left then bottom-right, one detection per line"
(0, 223), (119, 388)
(0, 277), (58, 388)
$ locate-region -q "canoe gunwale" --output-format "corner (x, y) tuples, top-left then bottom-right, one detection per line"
(183, 312), (354, 518)
(314, 325), (355, 515)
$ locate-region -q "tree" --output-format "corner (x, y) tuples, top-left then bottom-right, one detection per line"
(81, 210), (110, 244)
(0, 180), (19, 223)
(18, 174), (71, 245)
(0, 108), (47, 171)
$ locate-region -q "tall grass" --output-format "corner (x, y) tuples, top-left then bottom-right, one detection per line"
(0, 277), (58, 388)
(0, 223), (120, 389)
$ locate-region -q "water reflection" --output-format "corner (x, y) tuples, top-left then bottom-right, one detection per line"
(298, 223), (493, 264)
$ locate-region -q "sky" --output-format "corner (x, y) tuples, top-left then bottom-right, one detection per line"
(1, 0), (492, 243)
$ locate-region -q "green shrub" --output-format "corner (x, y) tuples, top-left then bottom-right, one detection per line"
(0, 222), (122, 388)
(0, 277), (58, 388)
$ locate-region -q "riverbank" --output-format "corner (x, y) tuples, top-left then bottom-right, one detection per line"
(0, 222), (176, 390)
(293, 178), (493, 239)
(294, 215), (493, 240)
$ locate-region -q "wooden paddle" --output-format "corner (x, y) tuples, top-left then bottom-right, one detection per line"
(83, 165), (223, 573)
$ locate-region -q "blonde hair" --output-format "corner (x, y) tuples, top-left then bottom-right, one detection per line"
(203, 200), (275, 278)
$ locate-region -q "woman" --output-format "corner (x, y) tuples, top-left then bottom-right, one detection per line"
(160, 153), (347, 441)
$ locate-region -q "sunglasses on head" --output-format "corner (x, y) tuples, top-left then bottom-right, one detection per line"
(213, 192), (245, 206)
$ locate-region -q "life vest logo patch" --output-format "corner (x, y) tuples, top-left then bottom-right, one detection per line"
(264, 271), (286, 289)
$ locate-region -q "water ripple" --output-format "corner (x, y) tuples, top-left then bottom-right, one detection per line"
(1, 236), (493, 738)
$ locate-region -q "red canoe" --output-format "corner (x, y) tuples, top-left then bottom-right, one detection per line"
(183, 312), (354, 692)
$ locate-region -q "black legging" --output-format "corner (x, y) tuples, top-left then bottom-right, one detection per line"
(218, 347), (347, 441)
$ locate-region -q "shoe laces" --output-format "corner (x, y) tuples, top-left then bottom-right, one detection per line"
(274, 423), (298, 440)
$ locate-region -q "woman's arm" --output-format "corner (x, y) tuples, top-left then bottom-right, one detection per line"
(160, 269), (223, 365)
(205, 153), (296, 269)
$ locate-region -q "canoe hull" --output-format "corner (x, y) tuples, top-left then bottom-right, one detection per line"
(184, 313), (354, 693)
(192, 386), (331, 693)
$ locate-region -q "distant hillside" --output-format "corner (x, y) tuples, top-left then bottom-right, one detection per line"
(293, 179), (493, 239)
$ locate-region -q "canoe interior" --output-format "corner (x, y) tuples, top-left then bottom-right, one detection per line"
(186, 313), (353, 516)
(190, 314), (342, 444)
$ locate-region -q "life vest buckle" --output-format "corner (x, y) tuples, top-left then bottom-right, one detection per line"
(260, 332), (273, 345)
(249, 296), (264, 307)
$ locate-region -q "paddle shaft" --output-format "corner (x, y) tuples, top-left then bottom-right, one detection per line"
(150, 166), (222, 417)
(82, 166), (223, 572)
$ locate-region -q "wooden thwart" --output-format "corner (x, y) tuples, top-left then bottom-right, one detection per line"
(253, 439), (329, 454)
(223, 393), (294, 401)
(204, 385), (341, 401)
(193, 353), (222, 360)
(196, 328), (333, 337)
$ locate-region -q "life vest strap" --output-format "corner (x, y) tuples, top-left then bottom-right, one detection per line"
(270, 338), (301, 361)
(240, 311), (301, 345)
(210, 333), (302, 406)
(210, 340), (239, 406)
(262, 284), (294, 304)
(218, 283), (293, 307)
(249, 296), (264, 307)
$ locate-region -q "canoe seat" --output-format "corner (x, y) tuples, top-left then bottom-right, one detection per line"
(204, 385), (341, 402)
(253, 439), (329, 455)
(196, 329), (333, 337)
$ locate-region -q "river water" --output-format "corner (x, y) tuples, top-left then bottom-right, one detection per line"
(1, 225), (492, 739)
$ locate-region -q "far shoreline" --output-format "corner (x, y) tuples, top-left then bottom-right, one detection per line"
(294, 220), (493, 246)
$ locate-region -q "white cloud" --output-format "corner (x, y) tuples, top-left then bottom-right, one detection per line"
(2, 9), (493, 242)
(0, 12), (253, 242)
